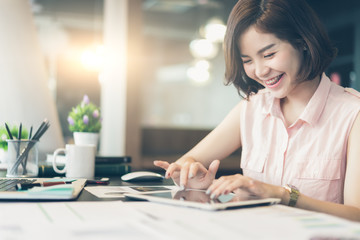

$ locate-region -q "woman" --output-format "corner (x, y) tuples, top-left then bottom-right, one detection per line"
(154, 0), (360, 221)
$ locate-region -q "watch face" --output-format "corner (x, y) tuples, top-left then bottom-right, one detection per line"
(284, 185), (291, 192)
(288, 184), (299, 191)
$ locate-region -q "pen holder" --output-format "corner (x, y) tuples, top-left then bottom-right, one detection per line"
(6, 140), (39, 177)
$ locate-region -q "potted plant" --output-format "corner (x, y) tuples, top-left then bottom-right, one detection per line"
(67, 95), (101, 147)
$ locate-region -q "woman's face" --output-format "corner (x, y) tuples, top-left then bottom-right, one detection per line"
(239, 26), (303, 99)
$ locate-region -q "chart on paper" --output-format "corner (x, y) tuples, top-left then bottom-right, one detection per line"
(0, 201), (163, 240)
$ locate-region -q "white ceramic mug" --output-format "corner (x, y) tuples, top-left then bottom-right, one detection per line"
(52, 144), (96, 178)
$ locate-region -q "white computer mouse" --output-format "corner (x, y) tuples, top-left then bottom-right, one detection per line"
(121, 171), (164, 182)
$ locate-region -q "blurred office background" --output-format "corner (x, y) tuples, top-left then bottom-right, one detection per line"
(1, 0), (359, 172)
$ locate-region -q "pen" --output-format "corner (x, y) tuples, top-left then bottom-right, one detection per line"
(29, 126), (33, 139)
(4, 123), (13, 139)
(18, 123), (22, 140)
(16, 181), (72, 190)
(17, 123), (24, 172)
(16, 123), (22, 170)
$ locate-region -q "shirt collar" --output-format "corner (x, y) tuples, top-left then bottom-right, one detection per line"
(298, 73), (331, 125)
(261, 90), (282, 119)
(262, 73), (331, 125)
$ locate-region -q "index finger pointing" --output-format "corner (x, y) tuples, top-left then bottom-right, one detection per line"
(153, 160), (170, 170)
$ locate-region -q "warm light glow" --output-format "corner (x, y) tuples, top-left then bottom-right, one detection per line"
(81, 45), (105, 71)
(204, 23), (226, 42)
(194, 59), (210, 70)
(200, 18), (226, 43)
(189, 39), (218, 59)
(98, 72), (105, 85)
(187, 66), (210, 85)
(187, 60), (211, 85)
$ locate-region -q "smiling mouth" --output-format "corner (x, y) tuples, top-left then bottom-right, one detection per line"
(265, 73), (284, 87)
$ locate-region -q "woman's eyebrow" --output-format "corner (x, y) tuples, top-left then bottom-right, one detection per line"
(240, 43), (275, 57)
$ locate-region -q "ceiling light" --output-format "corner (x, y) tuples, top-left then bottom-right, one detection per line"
(203, 18), (226, 42)
(189, 39), (218, 59)
(187, 66), (210, 85)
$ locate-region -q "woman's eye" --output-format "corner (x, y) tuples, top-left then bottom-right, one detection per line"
(264, 52), (275, 58)
(242, 59), (251, 64)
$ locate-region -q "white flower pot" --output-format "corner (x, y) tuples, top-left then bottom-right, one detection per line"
(73, 132), (99, 148)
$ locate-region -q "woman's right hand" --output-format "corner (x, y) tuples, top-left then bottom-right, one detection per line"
(153, 158), (220, 190)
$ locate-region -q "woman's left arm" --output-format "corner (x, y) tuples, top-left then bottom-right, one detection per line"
(343, 111), (360, 212)
(207, 112), (360, 221)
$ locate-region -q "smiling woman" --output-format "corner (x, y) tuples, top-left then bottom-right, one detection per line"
(154, 0), (360, 222)
(238, 27), (308, 99)
(223, 0), (337, 99)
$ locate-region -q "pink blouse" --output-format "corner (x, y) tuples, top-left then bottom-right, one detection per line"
(239, 73), (360, 203)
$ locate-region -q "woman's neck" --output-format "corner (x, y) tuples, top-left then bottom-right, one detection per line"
(280, 75), (321, 127)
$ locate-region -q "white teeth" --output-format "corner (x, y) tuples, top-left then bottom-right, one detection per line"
(265, 74), (282, 85)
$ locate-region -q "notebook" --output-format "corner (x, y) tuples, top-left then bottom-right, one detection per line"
(125, 188), (281, 211)
(0, 177), (87, 200)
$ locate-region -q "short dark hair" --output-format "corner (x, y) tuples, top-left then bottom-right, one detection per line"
(224, 0), (337, 99)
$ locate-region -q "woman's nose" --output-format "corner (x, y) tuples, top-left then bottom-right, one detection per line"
(255, 62), (270, 79)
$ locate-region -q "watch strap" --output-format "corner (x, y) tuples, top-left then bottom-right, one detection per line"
(284, 184), (299, 207)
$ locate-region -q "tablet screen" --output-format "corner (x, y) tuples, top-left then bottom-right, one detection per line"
(125, 188), (281, 210)
(142, 189), (260, 204)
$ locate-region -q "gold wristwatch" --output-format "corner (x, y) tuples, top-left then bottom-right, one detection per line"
(283, 184), (299, 207)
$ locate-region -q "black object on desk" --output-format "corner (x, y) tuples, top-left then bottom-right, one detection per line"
(95, 156), (131, 164)
(77, 177), (174, 202)
(38, 156), (132, 178)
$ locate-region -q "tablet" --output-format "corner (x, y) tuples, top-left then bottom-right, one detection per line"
(125, 188), (280, 211)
